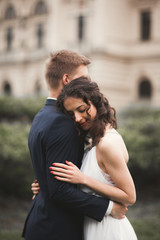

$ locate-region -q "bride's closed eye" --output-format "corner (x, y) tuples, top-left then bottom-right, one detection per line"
(78, 108), (86, 113)
(78, 105), (89, 113)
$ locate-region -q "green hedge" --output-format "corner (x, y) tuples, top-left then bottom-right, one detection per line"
(0, 123), (34, 198)
(0, 96), (45, 198)
(118, 107), (160, 197)
(0, 96), (45, 121)
(118, 107), (160, 170)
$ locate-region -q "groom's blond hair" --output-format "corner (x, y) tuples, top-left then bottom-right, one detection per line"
(45, 49), (90, 89)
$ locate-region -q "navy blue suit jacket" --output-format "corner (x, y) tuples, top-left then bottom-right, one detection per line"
(22, 99), (109, 240)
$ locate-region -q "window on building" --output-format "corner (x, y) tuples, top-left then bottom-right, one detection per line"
(37, 23), (44, 48)
(3, 82), (12, 95)
(5, 5), (16, 19)
(139, 79), (152, 99)
(78, 15), (84, 42)
(6, 27), (13, 51)
(140, 11), (151, 41)
(35, 1), (47, 15)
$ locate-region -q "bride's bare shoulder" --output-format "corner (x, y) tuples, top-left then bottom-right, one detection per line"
(98, 129), (121, 148)
(97, 129), (129, 162)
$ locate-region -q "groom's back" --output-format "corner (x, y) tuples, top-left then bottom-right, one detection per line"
(22, 99), (84, 240)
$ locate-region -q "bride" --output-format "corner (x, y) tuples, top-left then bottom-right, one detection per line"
(34, 77), (138, 240)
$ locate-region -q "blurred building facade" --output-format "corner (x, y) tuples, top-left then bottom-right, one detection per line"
(0, 0), (160, 110)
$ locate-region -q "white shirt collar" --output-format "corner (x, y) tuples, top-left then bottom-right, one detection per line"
(47, 97), (57, 100)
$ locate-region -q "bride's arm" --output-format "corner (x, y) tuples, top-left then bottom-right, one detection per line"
(50, 163), (135, 206)
(50, 138), (136, 206)
(89, 138), (136, 206)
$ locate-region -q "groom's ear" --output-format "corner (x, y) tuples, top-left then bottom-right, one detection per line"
(62, 74), (70, 85)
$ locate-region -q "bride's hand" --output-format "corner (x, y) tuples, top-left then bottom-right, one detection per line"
(49, 161), (86, 184)
(31, 179), (40, 200)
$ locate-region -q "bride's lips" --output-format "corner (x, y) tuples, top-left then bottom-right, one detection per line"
(80, 122), (87, 127)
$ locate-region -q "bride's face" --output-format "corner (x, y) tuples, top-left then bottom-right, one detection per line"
(64, 97), (97, 131)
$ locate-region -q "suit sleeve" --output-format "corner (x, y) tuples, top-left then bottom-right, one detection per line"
(44, 115), (109, 222)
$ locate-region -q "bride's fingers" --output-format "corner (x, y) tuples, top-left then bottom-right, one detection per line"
(31, 183), (39, 187)
(49, 166), (72, 173)
(65, 161), (74, 166)
(31, 186), (39, 194)
(33, 190), (39, 194)
(54, 176), (70, 182)
(32, 195), (36, 200)
(50, 171), (72, 178)
(31, 187), (40, 191)
(52, 163), (71, 168)
(51, 164), (72, 171)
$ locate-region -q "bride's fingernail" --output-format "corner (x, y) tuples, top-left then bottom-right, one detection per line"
(49, 167), (52, 170)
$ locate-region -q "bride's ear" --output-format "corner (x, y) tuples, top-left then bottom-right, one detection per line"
(62, 74), (70, 85)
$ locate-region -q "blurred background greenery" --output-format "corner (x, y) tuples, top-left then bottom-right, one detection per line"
(0, 96), (160, 239)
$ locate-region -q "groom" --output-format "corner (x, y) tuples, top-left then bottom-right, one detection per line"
(22, 50), (127, 240)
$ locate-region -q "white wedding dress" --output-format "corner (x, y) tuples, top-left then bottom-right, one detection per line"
(80, 146), (138, 240)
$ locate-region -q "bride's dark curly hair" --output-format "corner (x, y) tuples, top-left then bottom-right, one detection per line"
(57, 77), (117, 146)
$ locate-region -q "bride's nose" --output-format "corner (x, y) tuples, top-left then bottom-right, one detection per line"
(74, 112), (83, 122)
